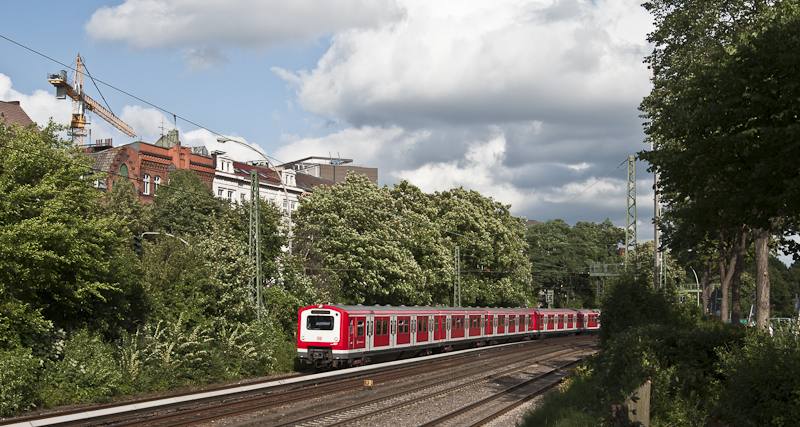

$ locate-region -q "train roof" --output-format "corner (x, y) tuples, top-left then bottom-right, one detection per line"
(301, 304), (588, 315)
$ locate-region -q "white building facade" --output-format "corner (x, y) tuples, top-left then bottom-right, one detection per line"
(211, 151), (305, 216)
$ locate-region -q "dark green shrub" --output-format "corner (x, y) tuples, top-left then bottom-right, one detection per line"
(591, 322), (745, 425)
(713, 330), (800, 426)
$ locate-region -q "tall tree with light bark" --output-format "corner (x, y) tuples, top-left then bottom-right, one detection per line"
(640, 0), (800, 328)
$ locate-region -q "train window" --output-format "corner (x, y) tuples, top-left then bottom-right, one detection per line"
(422, 317), (428, 332)
(307, 315), (334, 330)
(499, 316), (505, 328)
(382, 319), (389, 335)
(357, 320), (364, 337)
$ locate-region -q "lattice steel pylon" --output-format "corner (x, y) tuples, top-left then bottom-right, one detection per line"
(454, 247), (461, 307)
(250, 169), (262, 321)
(625, 155), (637, 272)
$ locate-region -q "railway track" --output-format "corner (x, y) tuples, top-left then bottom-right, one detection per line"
(230, 336), (596, 426)
(2, 335), (596, 427)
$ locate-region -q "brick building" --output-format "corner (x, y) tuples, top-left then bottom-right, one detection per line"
(86, 130), (215, 202)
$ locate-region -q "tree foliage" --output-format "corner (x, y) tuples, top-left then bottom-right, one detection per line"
(640, 0), (800, 327)
(526, 219), (624, 308)
(293, 174), (530, 307)
(0, 122), (143, 342)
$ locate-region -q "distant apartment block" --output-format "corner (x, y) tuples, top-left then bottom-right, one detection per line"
(279, 156), (378, 185)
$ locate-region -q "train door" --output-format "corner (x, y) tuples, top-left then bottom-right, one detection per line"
(508, 315), (516, 333)
(468, 315), (480, 337)
(498, 315), (506, 334)
(484, 314), (493, 336)
(567, 314), (574, 330)
(416, 315), (429, 343)
(433, 316), (443, 341)
(373, 316), (390, 348)
(557, 314), (564, 330)
(349, 316), (367, 350)
(397, 316), (411, 345)
(538, 314), (544, 331)
(548, 315), (555, 331)
(577, 313), (584, 330)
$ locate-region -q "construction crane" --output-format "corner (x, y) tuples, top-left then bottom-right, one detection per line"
(47, 54), (135, 145)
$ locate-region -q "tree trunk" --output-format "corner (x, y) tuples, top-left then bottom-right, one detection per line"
(717, 227), (745, 322)
(753, 227), (771, 330)
(700, 261), (713, 315)
(730, 228), (748, 324)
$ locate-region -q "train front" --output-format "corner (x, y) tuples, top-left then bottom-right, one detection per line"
(297, 305), (345, 369)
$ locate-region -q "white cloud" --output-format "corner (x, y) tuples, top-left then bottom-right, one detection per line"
(278, 0), (653, 128)
(119, 105), (171, 140)
(0, 73), (71, 128)
(85, 0), (403, 59)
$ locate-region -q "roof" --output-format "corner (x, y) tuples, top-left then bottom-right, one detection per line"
(0, 101), (34, 127)
(85, 150), (118, 172)
(279, 156), (354, 167)
(294, 171), (337, 191)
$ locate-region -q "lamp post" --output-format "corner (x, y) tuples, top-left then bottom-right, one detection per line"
(216, 137), (293, 322)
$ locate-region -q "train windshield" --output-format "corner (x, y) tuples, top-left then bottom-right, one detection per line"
(307, 315), (335, 330)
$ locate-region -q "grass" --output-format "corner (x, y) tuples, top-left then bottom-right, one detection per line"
(521, 368), (605, 427)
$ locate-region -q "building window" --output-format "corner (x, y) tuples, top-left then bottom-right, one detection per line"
(228, 190), (234, 199)
(291, 202), (296, 210)
(154, 176), (161, 194)
(218, 189), (224, 197)
(143, 174), (150, 195)
(240, 193), (246, 201)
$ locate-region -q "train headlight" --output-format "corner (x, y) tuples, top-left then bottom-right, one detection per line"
(334, 337), (339, 342)
(301, 335), (305, 341)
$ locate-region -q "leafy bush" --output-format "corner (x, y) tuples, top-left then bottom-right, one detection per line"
(713, 330), (800, 426)
(0, 346), (40, 417)
(591, 322), (745, 425)
(38, 329), (122, 406)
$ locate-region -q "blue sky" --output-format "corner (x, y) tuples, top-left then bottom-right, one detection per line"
(3, 0), (666, 248)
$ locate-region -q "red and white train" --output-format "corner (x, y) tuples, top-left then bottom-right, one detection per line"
(297, 304), (601, 369)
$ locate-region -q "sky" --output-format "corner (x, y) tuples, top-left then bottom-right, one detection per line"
(1, 0), (661, 246)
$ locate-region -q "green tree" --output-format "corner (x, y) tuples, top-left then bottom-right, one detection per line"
(526, 219), (624, 308)
(293, 175), (530, 307)
(0, 122), (142, 340)
(640, 0), (800, 328)
(294, 174), (444, 305)
(150, 169), (222, 238)
(432, 187), (530, 306)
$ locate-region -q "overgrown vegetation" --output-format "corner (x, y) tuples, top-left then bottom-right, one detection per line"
(523, 273), (800, 426)
(0, 122), (293, 416)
